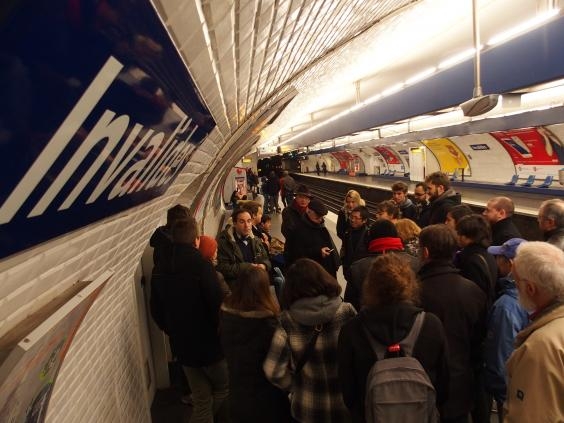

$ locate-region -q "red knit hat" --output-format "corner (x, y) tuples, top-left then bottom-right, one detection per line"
(199, 235), (218, 261)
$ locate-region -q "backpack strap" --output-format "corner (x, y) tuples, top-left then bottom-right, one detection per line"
(294, 324), (323, 374)
(362, 325), (387, 360)
(362, 312), (425, 359)
(399, 311), (425, 356)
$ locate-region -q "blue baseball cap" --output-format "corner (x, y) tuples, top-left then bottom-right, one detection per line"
(487, 238), (527, 259)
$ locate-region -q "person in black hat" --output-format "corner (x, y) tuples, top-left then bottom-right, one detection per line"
(281, 184), (313, 240)
(284, 197), (340, 277)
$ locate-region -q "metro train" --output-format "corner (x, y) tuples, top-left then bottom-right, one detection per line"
(1, 0), (563, 422)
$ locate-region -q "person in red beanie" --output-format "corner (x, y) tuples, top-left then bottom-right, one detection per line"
(199, 235), (230, 298)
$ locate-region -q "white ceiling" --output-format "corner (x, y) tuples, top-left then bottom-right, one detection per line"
(152, 0), (556, 154)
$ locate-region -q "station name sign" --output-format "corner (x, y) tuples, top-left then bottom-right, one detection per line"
(0, 57), (198, 226)
(0, 0), (216, 259)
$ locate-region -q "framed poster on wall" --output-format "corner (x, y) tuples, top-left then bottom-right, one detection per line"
(0, 271), (112, 423)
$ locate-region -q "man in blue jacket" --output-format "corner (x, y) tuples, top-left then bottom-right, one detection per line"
(484, 238), (529, 422)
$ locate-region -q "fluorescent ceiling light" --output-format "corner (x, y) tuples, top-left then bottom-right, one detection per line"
(405, 67), (437, 85)
(381, 83), (405, 97)
(438, 48), (477, 69)
(487, 8), (559, 45)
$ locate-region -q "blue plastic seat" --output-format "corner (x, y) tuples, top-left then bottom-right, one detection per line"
(505, 174), (519, 185)
(537, 175), (553, 188)
(520, 175), (535, 187)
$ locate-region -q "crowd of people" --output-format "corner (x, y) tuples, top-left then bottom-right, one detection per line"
(149, 170), (564, 423)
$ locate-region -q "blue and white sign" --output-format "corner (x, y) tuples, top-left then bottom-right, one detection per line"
(469, 144), (491, 151)
(0, 0), (215, 260)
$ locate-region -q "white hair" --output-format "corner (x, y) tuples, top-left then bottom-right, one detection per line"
(514, 241), (564, 299)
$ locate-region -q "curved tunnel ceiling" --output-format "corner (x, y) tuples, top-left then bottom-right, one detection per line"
(287, 15), (564, 149)
(152, 0), (558, 160)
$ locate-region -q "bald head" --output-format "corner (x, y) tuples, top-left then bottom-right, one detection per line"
(483, 196), (514, 224)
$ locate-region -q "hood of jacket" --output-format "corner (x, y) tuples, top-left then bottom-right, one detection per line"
(150, 225), (171, 249)
(399, 198), (414, 210)
(435, 188), (461, 206)
(418, 259), (460, 280)
(360, 303), (423, 346)
(160, 243), (202, 273)
(288, 295), (342, 326)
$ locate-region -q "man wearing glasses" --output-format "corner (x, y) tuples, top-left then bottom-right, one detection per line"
(341, 206), (370, 305)
(504, 241), (564, 422)
(413, 182), (431, 227)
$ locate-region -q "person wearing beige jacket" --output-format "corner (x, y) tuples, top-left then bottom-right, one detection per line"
(504, 241), (564, 423)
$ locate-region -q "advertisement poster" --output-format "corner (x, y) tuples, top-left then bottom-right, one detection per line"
(331, 152), (352, 170)
(374, 146), (402, 165)
(233, 168), (248, 197)
(422, 138), (470, 174)
(490, 127), (564, 165)
(0, 272), (111, 423)
(351, 154), (364, 173)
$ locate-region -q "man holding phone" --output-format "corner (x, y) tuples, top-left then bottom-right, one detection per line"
(284, 198), (340, 277)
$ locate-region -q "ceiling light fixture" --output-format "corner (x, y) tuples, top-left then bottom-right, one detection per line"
(487, 8), (559, 46)
(459, 0), (499, 117)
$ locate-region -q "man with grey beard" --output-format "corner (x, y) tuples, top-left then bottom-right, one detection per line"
(504, 241), (564, 422)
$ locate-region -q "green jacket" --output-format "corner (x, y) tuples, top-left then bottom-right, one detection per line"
(216, 226), (271, 285)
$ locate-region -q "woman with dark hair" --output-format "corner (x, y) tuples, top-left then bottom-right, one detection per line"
(264, 258), (356, 423)
(454, 214), (498, 423)
(454, 214), (498, 304)
(338, 254), (449, 423)
(220, 267), (292, 423)
(445, 204), (474, 230)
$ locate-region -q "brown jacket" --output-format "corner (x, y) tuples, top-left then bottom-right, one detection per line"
(505, 302), (564, 422)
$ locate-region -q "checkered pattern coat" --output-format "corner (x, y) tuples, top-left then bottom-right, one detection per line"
(264, 301), (356, 423)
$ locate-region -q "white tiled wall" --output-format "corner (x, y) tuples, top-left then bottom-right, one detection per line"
(0, 130), (228, 422)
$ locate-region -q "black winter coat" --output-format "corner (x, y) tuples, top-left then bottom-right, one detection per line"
(418, 260), (487, 419)
(399, 199), (418, 221)
(281, 202), (305, 240)
(337, 304), (449, 423)
(491, 217), (522, 246)
(220, 307), (292, 423)
(152, 243), (224, 367)
(428, 189), (461, 225)
(454, 243), (498, 306)
(336, 208), (350, 240)
(150, 225), (172, 269)
(284, 214), (340, 276)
